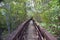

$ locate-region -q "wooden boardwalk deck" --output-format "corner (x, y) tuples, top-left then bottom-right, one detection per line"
(23, 20), (39, 40)
(6, 18), (57, 40)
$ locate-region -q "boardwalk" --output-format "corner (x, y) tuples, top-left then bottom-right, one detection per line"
(7, 18), (57, 40)
(25, 20), (38, 40)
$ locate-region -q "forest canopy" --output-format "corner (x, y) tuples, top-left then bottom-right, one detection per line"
(0, 0), (60, 40)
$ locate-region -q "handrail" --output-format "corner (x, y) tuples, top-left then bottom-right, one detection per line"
(33, 19), (57, 40)
(6, 18), (33, 40)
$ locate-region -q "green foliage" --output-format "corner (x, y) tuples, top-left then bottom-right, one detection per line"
(0, 0), (27, 32)
(0, 9), (7, 29)
(0, 0), (60, 39)
(33, 0), (60, 37)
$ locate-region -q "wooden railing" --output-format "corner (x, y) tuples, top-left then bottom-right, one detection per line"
(6, 18), (32, 40)
(6, 18), (57, 40)
(33, 19), (57, 40)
